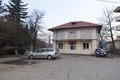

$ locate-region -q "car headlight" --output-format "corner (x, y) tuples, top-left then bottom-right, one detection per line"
(104, 52), (107, 54)
(96, 52), (99, 54)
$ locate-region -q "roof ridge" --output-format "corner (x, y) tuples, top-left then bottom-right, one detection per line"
(48, 21), (102, 32)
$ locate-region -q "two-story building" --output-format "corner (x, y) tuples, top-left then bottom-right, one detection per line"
(114, 6), (120, 40)
(48, 21), (102, 55)
(113, 6), (120, 49)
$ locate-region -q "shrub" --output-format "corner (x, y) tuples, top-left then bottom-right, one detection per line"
(0, 47), (25, 56)
(0, 48), (8, 56)
(17, 47), (25, 55)
(0, 48), (15, 56)
(109, 47), (120, 55)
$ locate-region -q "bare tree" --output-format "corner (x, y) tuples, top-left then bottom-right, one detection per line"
(99, 8), (115, 50)
(28, 9), (44, 51)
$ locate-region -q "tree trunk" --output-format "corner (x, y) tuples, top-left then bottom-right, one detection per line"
(15, 46), (18, 55)
(33, 32), (37, 51)
(99, 33), (103, 40)
(110, 29), (115, 49)
(109, 22), (115, 51)
(30, 43), (33, 51)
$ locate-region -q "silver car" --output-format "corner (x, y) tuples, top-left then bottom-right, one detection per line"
(28, 48), (60, 60)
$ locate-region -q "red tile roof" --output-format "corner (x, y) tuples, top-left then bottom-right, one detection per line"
(48, 21), (102, 32)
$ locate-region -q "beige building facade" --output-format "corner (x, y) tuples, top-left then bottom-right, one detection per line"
(113, 6), (120, 49)
(49, 21), (102, 55)
(114, 6), (120, 40)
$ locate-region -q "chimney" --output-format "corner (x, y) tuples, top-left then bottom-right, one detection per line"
(71, 22), (77, 25)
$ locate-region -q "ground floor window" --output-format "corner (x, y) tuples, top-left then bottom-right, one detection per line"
(70, 44), (76, 50)
(83, 42), (89, 49)
(58, 43), (63, 49)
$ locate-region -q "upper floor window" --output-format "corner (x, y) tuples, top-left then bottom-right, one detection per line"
(80, 28), (92, 39)
(68, 30), (77, 39)
(83, 43), (89, 49)
(70, 31), (75, 34)
(56, 31), (65, 40)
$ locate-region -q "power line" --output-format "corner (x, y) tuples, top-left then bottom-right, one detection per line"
(98, 0), (120, 4)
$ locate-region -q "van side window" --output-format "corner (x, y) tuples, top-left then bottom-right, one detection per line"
(41, 49), (47, 52)
(47, 49), (54, 52)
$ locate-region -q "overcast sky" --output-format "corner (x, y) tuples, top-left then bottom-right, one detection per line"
(3, 0), (120, 29)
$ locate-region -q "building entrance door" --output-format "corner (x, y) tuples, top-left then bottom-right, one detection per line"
(70, 44), (76, 54)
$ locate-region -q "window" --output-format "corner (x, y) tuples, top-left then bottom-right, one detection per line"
(40, 49), (47, 52)
(58, 43), (63, 49)
(70, 44), (76, 50)
(70, 31), (75, 34)
(47, 48), (54, 52)
(36, 49), (46, 52)
(68, 31), (77, 39)
(83, 43), (89, 49)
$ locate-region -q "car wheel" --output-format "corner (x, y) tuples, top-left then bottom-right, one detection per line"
(47, 55), (53, 60)
(29, 55), (34, 59)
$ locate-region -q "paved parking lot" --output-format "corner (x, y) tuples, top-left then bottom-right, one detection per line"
(0, 55), (120, 80)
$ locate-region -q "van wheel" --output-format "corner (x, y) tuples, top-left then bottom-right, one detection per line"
(29, 55), (34, 59)
(47, 55), (53, 60)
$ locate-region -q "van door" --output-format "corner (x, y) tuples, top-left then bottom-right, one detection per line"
(40, 49), (47, 58)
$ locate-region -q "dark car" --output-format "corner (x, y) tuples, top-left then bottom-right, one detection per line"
(94, 48), (107, 57)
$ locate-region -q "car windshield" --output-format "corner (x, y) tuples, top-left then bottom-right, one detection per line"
(101, 49), (105, 52)
(96, 49), (101, 51)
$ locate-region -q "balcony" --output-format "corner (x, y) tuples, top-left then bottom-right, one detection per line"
(115, 15), (120, 22)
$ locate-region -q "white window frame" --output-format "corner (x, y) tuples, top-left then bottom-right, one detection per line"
(70, 44), (76, 50)
(83, 42), (89, 50)
(58, 43), (64, 49)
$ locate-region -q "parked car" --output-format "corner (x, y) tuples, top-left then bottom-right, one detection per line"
(94, 48), (107, 57)
(28, 48), (60, 60)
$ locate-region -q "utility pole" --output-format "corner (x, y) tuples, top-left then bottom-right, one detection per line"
(48, 35), (50, 46)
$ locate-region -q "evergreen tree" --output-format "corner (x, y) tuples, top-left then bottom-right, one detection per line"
(6, 0), (28, 23)
(0, 0), (4, 14)
(4, 0), (28, 54)
(0, 0), (2, 10)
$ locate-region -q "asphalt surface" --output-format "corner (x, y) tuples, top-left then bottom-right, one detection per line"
(0, 55), (120, 80)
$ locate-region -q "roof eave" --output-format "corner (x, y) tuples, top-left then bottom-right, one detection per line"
(114, 7), (120, 12)
(48, 25), (102, 32)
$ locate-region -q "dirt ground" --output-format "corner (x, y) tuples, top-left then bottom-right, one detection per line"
(0, 55), (120, 80)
